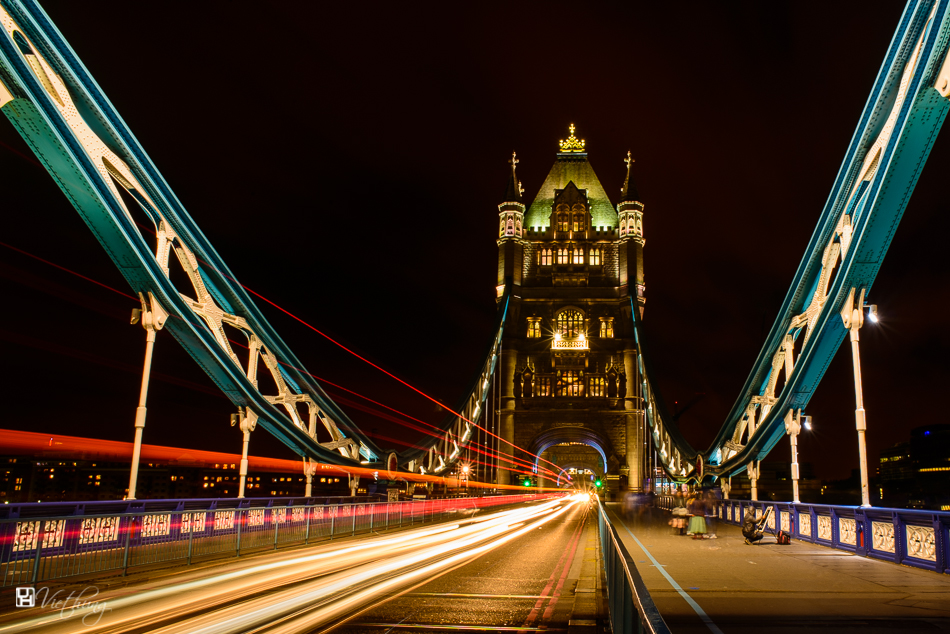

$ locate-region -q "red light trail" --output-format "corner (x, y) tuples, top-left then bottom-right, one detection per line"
(0, 239), (567, 482)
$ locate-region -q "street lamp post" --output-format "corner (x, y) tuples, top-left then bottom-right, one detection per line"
(128, 292), (168, 500)
(841, 288), (876, 508)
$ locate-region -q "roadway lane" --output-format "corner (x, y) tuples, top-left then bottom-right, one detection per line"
(606, 502), (950, 634)
(332, 497), (598, 633)
(0, 496), (598, 634)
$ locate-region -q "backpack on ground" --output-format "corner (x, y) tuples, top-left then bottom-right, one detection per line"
(776, 530), (791, 545)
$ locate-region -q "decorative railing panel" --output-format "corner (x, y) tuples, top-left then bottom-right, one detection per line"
(0, 493), (557, 587)
(716, 500), (950, 575)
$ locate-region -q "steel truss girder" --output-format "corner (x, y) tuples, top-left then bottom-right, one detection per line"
(0, 0), (507, 475)
(401, 292), (509, 476)
(634, 0), (950, 482)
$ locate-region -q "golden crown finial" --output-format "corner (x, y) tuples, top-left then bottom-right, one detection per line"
(558, 123), (586, 153)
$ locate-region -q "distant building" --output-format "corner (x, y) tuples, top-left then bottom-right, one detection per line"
(0, 430), (359, 503)
(0, 455), (354, 503)
(879, 424), (950, 510)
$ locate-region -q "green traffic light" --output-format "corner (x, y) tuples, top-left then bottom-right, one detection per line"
(594, 479), (603, 488)
(523, 479), (531, 487)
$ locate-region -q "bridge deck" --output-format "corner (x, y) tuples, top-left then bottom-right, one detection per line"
(606, 503), (950, 633)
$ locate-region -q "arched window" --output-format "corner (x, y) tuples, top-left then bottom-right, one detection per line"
(539, 248), (552, 266)
(573, 214), (585, 232)
(558, 214), (569, 232)
(590, 248), (601, 266)
(557, 248), (568, 264)
(557, 309), (584, 338)
(573, 248), (583, 264)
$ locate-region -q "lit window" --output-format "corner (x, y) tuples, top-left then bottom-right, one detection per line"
(573, 214), (585, 231)
(573, 248), (583, 264)
(558, 214), (569, 232)
(527, 318), (541, 338)
(557, 248), (568, 264)
(535, 377), (552, 397)
(590, 248), (601, 265)
(599, 317), (614, 338)
(589, 376), (606, 397)
(557, 310), (584, 338)
(539, 248), (552, 266)
(557, 371), (582, 397)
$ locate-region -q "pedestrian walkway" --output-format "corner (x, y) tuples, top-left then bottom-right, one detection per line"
(605, 502), (950, 634)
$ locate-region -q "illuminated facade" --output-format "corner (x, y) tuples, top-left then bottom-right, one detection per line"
(496, 126), (648, 492)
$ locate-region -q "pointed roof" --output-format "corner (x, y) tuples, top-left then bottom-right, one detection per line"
(503, 151), (523, 203)
(525, 126), (617, 229)
(620, 151), (641, 203)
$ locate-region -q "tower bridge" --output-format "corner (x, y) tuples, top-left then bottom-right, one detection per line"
(496, 132), (648, 493)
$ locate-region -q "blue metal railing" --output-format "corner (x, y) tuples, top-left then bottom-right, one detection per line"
(697, 499), (949, 575)
(597, 498), (671, 634)
(0, 493), (557, 587)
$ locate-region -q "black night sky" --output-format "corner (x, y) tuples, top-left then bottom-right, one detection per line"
(1, 2), (948, 482)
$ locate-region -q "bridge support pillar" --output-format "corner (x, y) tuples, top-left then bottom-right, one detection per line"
(784, 409), (802, 503)
(303, 458), (317, 497)
(842, 288), (872, 508)
(498, 348), (518, 488)
(231, 407), (258, 499)
(127, 292), (167, 501)
(625, 413), (641, 492)
(748, 461), (759, 502)
(623, 349), (642, 492)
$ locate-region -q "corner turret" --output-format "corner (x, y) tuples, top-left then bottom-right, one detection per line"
(617, 151), (646, 314)
(496, 152), (526, 296)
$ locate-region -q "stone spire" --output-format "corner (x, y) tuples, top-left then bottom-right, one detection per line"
(503, 151), (524, 203)
(620, 151), (641, 203)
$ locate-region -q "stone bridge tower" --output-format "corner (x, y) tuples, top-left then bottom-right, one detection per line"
(495, 125), (647, 494)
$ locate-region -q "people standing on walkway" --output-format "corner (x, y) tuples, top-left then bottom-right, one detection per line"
(687, 494), (706, 539)
(670, 490), (688, 535)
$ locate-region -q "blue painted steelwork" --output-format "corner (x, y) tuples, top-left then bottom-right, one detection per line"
(705, 499), (949, 575)
(0, 0), (510, 476)
(632, 0), (950, 481)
